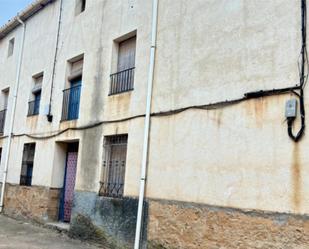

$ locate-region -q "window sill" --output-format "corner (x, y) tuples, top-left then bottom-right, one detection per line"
(108, 88), (134, 96)
(19, 184), (32, 188)
(98, 194), (125, 200)
(59, 119), (78, 130)
(60, 118), (79, 123)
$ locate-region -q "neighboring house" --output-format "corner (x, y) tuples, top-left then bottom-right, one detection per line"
(0, 0), (309, 248)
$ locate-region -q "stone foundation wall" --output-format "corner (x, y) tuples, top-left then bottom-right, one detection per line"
(70, 191), (148, 249)
(4, 183), (61, 222)
(47, 188), (62, 221)
(147, 199), (309, 249)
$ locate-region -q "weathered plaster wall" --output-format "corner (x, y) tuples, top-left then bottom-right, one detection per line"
(153, 0), (300, 111)
(0, 0), (60, 184)
(0, 0), (152, 195)
(0, 3), (308, 248)
(146, 94), (309, 214)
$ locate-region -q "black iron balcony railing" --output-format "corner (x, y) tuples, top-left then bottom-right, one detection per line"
(27, 100), (40, 116)
(61, 84), (81, 121)
(0, 109), (6, 134)
(109, 67), (135, 95)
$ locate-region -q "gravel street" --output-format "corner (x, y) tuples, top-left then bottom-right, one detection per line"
(0, 215), (99, 249)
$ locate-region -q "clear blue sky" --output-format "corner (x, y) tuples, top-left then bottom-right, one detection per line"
(0, 0), (34, 26)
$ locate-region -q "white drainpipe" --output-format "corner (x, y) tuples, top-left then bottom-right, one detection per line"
(0, 16), (26, 213)
(134, 0), (159, 248)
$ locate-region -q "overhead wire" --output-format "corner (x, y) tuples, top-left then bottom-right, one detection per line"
(6, 85), (299, 140)
(287, 0), (307, 142)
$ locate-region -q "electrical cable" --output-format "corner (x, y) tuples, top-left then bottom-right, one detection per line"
(47, 0), (64, 122)
(287, 0), (307, 142)
(6, 85), (299, 140)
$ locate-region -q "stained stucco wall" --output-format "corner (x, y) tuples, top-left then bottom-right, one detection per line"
(0, 0), (152, 193)
(0, 0), (308, 218)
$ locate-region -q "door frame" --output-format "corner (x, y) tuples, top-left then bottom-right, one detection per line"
(58, 142), (79, 222)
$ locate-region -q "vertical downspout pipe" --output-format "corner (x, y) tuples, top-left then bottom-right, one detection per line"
(134, 0), (159, 248)
(0, 16), (26, 212)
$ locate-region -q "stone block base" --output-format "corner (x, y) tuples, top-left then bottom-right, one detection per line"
(147, 199), (309, 249)
(4, 183), (61, 222)
(7, 185), (308, 249)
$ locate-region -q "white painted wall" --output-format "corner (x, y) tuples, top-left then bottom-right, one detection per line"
(0, 0), (308, 216)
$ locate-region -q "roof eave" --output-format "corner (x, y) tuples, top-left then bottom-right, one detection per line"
(0, 0), (56, 40)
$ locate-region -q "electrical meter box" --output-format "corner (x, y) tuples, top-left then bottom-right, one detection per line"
(285, 99), (297, 118)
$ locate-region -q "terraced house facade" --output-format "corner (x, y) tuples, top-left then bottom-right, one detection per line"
(1, 0), (309, 248)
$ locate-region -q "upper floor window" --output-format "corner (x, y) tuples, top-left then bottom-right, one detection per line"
(75, 0), (86, 15)
(0, 88), (9, 134)
(99, 134), (128, 198)
(7, 38), (15, 57)
(110, 36), (136, 95)
(28, 74), (43, 116)
(20, 143), (36, 186)
(61, 57), (83, 121)
(1, 88), (9, 111)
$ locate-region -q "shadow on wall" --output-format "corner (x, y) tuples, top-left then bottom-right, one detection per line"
(70, 191), (148, 249)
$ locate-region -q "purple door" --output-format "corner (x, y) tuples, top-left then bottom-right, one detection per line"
(63, 151), (78, 222)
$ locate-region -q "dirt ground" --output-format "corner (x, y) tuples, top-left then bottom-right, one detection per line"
(0, 215), (99, 249)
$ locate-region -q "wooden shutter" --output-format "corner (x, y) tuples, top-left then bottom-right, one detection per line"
(117, 37), (136, 72)
(69, 59), (84, 80)
(3, 89), (9, 109)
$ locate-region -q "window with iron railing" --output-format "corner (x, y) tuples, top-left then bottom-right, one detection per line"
(0, 109), (6, 134)
(99, 135), (128, 198)
(61, 78), (81, 121)
(20, 143), (35, 187)
(28, 91), (41, 116)
(110, 67), (135, 95)
(110, 36), (136, 95)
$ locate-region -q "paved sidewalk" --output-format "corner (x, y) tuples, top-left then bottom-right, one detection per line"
(0, 215), (98, 249)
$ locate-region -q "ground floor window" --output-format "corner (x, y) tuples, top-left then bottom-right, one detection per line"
(100, 134), (128, 197)
(20, 143), (35, 186)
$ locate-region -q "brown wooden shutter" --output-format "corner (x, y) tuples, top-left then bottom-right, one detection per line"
(69, 59), (84, 80)
(117, 37), (136, 72)
(3, 89), (9, 109)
